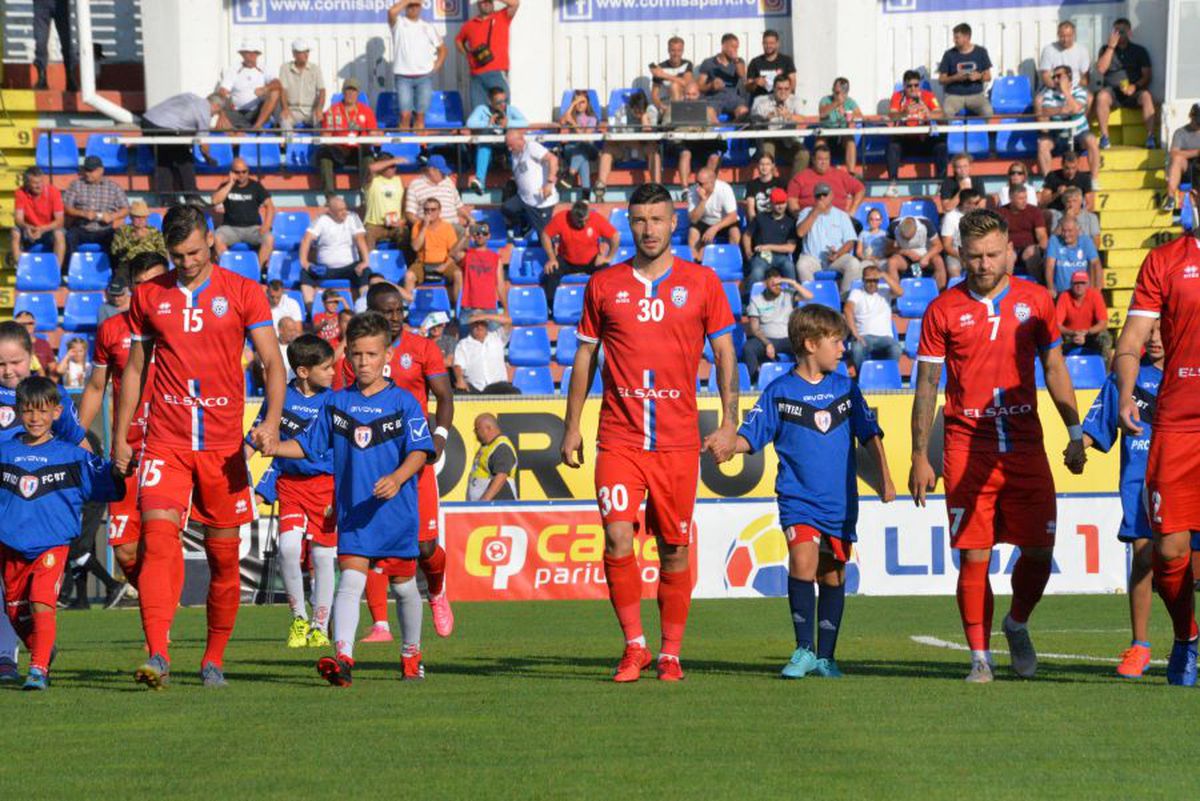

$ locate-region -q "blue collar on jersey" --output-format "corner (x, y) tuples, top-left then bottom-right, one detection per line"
(177, 275), (212, 302)
(968, 278), (1010, 311)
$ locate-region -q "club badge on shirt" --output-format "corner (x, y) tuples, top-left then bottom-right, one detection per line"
(19, 475), (38, 498)
(212, 296), (229, 318)
(671, 286), (688, 308)
(1014, 302), (1031, 323)
(354, 426), (373, 448)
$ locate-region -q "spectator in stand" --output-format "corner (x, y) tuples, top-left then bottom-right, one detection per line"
(278, 39), (325, 131)
(466, 86), (529, 193)
(212, 157), (275, 269)
(817, 77), (863, 175)
(749, 75), (806, 169)
(794, 182), (863, 294)
(11, 166), (65, 269)
(97, 274), (129, 325)
(885, 70), (947, 195)
(140, 92), (225, 202)
(58, 340), (91, 388)
(1036, 20), (1091, 115)
(1036, 66), (1100, 185)
(844, 264), (904, 372)
(33, 0), (76, 91)
(595, 89), (660, 200)
(501, 129), (559, 244)
(388, 0), (447, 130)
(110, 200), (166, 280)
(886, 215), (946, 288)
(453, 311), (515, 393)
(273, 316), (302, 381)
(539, 200), (618, 303)
(940, 187), (985, 278)
(218, 41), (281, 129)
(746, 29), (796, 100)
(312, 289), (346, 345)
(697, 33), (749, 121)
(998, 184), (1047, 277)
(742, 269), (804, 381)
(1039, 149), (1095, 211)
(404, 155), (473, 233)
(786, 143), (865, 216)
(63, 156), (128, 258)
(650, 36), (693, 112)
(298, 195), (371, 306)
(936, 22), (993, 118)
(1047, 186), (1100, 247)
(742, 188), (800, 286)
(743, 153), (787, 223)
(1045, 216), (1101, 295)
(856, 207), (891, 272)
(467, 413), (518, 500)
(14, 312), (56, 377)
(1094, 18), (1157, 150)
(421, 310), (456, 367)
(455, 0), (520, 114)
(992, 161), (1038, 209)
(1055, 271), (1111, 361)
(687, 167), (740, 261)
(559, 90), (600, 193)
(406, 196), (464, 300)
(363, 154), (409, 251)
(315, 78), (378, 196)
(267, 279), (304, 332)
(453, 222), (507, 323)
(1164, 103), (1200, 211)
(938, 152), (985, 214)
(662, 79), (722, 189)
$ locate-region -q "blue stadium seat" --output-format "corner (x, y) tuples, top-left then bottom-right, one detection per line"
(310, 290), (352, 321)
(947, 275), (966, 289)
(512, 366), (555, 394)
(802, 280), (840, 311)
(14, 292), (58, 331)
(898, 198), (939, 225)
(134, 144), (157, 174)
(85, 133), (127, 171)
(561, 366), (602, 395)
(194, 136), (234, 173)
(608, 208), (633, 245)
(1066, 354), (1107, 390)
(702, 244), (742, 281)
(672, 208), (689, 244)
(239, 135), (282, 171)
(472, 208), (510, 246)
(857, 359), (903, 391)
(271, 211), (311, 251)
(35, 133), (79, 173)
(670, 244), (693, 262)
(426, 91), (465, 128)
(855, 200), (890, 229)
(219, 250), (261, 282)
(507, 287), (549, 325)
(860, 134), (887, 164)
(606, 88), (640, 119)
(556, 325), (579, 366)
(368, 249), (406, 283)
(722, 136), (751, 168)
(990, 75), (1033, 114)
(266, 251), (302, 288)
(376, 91), (400, 128)
(284, 137), (316, 172)
(722, 281), (742, 318)
(16, 253), (60, 291)
(756, 361), (790, 390)
(995, 117), (1040, 158)
(62, 291), (103, 332)
(411, 286), (451, 316)
(947, 120), (989, 159)
(66, 251), (112, 291)
(708, 363), (751, 392)
(558, 89), (603, 120)
(506, 247), (540, 285)
(561, 271), (591, 285)
(379, 142), (421, 165)
(507, 325), (552, 367)
(1182, 194), (1195, 232)
(553, 285), (585, 325)
(897, 277), (938, 318)
(904, 318), (922, 360)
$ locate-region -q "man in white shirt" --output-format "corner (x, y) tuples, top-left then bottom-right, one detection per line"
(687, 167), (740, 260)
(219, 41), (282, 129)
(267, 279), (304, 331)
(388, 0), (446, 130)
(843, 264), (902, 372)
(297, 195), (371, 305)
(939, 188), (984, 279)
(742, 269), (804, 382)
(500, 129), (559, 243)
(1035, 20), (1091, 115)
(453, 311), (514, 393)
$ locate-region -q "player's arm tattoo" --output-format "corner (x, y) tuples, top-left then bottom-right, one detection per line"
(910, 360), (941, 456)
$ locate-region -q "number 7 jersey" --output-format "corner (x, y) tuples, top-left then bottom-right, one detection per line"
(577, 258), (736, 452)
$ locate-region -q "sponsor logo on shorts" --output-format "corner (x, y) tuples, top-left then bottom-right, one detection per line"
(617, 386), (682, 400)
(18, 475), (39, 498)
(162, 393), (230, 407)
(1014, 302), (1031, 323)
(671, 286), (688, 308)
(963, 403), (1034, 418)
(235, 498), (248, 514)
(400, 353), (413, 370)
(354, 426), (373, 447)
(211, 296), (229, 318)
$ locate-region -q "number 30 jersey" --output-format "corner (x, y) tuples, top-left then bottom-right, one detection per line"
(577, 258), (735, 452)
(129, 265), (273, 451)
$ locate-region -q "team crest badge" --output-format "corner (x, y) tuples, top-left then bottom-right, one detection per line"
(19, 475), (39, 498)
(813, 410), (832, 433)
(1014, 302), (1031, 323)
(354, 426), (373, 447)
(0, 407), (14, 428)
(400, 353), (413, 370)
(671, 286), (688, 308)
(211, 296), (229, 318)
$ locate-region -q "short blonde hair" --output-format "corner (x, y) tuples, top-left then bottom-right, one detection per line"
(959, 208), (1008, 247)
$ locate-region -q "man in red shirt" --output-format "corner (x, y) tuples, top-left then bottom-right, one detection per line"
(454, 221), (507, 320)
(538, 200), (620, 304)
(454, 0), (520, 114)
(786, 144), (865, 215)
(560, 182), (740, 682)
(885, 69), (948, 190)
(1055, 271), (1112, 359)
(11, 167), (66, 268)
(112, 204), (287, 689)
(315, 78), (379, 196)
(911, 209), (1086, 683)
(998, 184), (1047, 278)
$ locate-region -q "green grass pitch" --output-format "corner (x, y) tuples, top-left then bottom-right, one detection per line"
(2, 595), (1192, 800)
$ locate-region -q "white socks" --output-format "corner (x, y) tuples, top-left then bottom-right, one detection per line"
(278, 528), (307, 620)
(391, 578), (423, 655)
(310, 545), (336, 634)
(331, 568), (367, 659)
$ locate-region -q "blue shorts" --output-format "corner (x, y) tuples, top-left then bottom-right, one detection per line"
(394, 74), (434, 115)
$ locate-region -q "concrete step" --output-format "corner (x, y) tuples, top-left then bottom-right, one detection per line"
(1096, 209), (1177, 229)
(1103, 107), (1148, 127)
(1103, 266), (1139, 290)
(1102, 228), (1180, 250)
(1106, 288), (1133, 311)
(1105, 248), (1150, 269)
(1098, 146), (1165, 171)
(1095, 188), (1163, 210)
(1098, 170), (1165, 190)
(1108, 306), (1127, 330)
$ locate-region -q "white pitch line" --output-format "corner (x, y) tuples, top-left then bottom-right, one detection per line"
(910, 635), (1168, 666)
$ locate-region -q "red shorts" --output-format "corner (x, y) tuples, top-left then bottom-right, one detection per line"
(417, 463), (440, 543)
(1, 544), (68, 612)
(942, 448), (1057, 550)
(107, 471), (142, 547)
(138, 444), (254, 529)
(593, 447), (699, 546)
(1147, 430), (1200, 534)
(784, 525), (853, 562)
(339, 555), (418, 579)
(277, 473), (337, 548)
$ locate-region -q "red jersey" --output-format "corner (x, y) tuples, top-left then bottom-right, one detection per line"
(917, 278), (1060, 454)
(455, 11), (512, 74)
(15, 185), (63, 227)
(577, 259), (736, 452)
(93, 311), (154, 450)
(543, 211), (617, 266)
(129, 266), (273, 451)
(461, 248), (501, 309)
(337, 328), (446, 409)
(313, 311), (341, 345)
(1129, 235), (1200, 432)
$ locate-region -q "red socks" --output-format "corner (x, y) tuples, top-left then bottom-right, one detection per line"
(365, 570), (389, 625)
(28, 608), (55, 672)
(1153, 551), (1197, 641)
(657, 567), (693, 658)
(1009, 555), (1052, 624)
(201, 538), (241, 668)
(603, 553), (644, 643)
(138, 518), (184, 659)
(420, 545), (447, 597)
(956, 558), (993, 652)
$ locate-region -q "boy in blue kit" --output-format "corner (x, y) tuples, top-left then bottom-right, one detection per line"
(731, 305), (895, 678)
(1082, 320), (1163, 679)
(0, 377), (124, 690)
(246, 334), (338, 649)
(267, 312), (435, 686)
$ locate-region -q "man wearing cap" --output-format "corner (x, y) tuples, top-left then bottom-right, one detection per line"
(363, 154), (409, 250)
(538, 200), (618, 303)
(467, 86), (529, 193)
(212, 157), (276, 268)
(421, 310), (455, 366)
(278, 39), (326, 131)
(452, 221), (506, 324)
(316, 78), (379, 195)
(388, 0), (447, 130)
(1045, 215), (1102, 296)
(742, 186), (798, 287)
(1056, 271), (1111, 361)
(452, 311), (516, 394)
(63, 156), (129, 258)
(97, 276), (130, 326)
(110, 200), (166, 278)
(1164, 103), (1200, 212)
(141, 91), (226, 202)
(219, 41), (282, 129)
(404, 155), (473, 232)
(794, 181), (863, 294)
(455, 0), (521, 114)
(11, 166), (66, 269)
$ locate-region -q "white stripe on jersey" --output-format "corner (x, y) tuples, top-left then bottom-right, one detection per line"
(993, 387), (1008, 454)
(642, 368), (652, 450)
(189, 378), (201, 450)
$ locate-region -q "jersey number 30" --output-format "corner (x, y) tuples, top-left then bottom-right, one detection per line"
(637, 298), (665, 323)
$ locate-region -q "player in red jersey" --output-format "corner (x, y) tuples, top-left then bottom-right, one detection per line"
(560, 182), (740, 682)
(1114, 165), (1200, 684)
(111, 205), (286, 689)
(337, 283), (456, 639)
(910, 209), (1086, 683)
(78, 253), (169, 590)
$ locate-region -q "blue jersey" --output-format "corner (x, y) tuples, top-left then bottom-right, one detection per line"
(296, 380), (435, 559)
(0, 386), (87, 446)
(1082, 361), (1159, 540)
(0, 437), (123, 559)
(254, 465), (278, 505)
(738, 370), (883, 540)
(248, 383), (333, 477)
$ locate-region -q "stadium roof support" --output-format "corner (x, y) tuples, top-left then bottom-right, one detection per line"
(77, 0), (134, 124)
